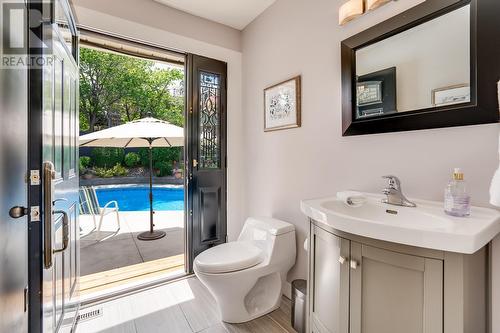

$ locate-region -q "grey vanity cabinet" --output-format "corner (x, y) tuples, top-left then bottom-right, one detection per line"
(349, 242), (443, 333)
(308, 221), (486, 333)
(309, 224), (349, 333)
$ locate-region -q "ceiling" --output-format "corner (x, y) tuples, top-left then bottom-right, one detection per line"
(153, 0), (276, 30)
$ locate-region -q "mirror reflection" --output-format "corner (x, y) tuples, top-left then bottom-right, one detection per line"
(355, 5), (470, 119)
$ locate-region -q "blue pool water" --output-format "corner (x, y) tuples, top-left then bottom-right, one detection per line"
(95, 186), (184, 211)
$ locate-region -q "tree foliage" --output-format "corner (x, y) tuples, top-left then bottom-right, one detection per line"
(79, 47), (184, 132)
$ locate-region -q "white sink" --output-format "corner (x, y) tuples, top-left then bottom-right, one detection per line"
(301, 192), (500, 254)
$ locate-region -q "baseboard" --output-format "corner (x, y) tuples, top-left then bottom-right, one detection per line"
(282, 281), (292, 299)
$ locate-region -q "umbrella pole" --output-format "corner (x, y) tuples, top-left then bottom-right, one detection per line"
(149, 143), (153, 232)
(137, 139), (166, 241)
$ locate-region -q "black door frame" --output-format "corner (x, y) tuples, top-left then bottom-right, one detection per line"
(186, 54), (228, 271)
(27, 0), (79, 331)
(27, 2), (45, 332)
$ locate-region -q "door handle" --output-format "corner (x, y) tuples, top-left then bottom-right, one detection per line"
(53, 210), (69, 253)
(9, 206), (28, 219)
(350, 260), (359, 269)
(43, 161), (55, 269)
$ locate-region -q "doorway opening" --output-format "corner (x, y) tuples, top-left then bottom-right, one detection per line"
(77, 33), (187, 302)
(27, 3), (226, 329)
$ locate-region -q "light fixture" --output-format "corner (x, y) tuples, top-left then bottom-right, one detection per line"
(339, 0), (397, 25)
(365, 0), (392, 11)
(339, 0), (364, 26)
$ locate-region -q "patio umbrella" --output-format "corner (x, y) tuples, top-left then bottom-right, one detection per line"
(79, 117), (184, 241)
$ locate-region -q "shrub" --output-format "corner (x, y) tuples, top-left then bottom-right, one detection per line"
(124, 152), (140, 168)
(91, 147), (125, 168)
(138, 147), (181, 167)
(79, 156), (91, 174)
(155, 161), (173, 177)
(111, 163), (128, 177)
(94, 167), (114, 178)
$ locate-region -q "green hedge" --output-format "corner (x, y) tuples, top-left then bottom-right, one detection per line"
(94, 163), (128, 178)
(94, 167), (114, 178)
(91, 148), (125, 168)
(138, 147), (181, 167)
(80, 156), (92, 171)
(124, 152), (140, 167)
(155, 161), (173, 177)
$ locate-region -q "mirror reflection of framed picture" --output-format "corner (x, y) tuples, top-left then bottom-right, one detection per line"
(431, 84), (470, 106)
(356, 67), (396, 119)
(264, 76), (301, 132)
(357, 81), (382, 106)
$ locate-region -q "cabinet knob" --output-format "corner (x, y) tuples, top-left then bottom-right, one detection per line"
(350, 260), (358, 269)
(339, 256), (346, 264)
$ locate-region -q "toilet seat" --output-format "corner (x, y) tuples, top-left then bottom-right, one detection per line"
(194, 242), (263, 274)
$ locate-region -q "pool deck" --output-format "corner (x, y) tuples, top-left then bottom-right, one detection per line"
(79, 210), (185, 300)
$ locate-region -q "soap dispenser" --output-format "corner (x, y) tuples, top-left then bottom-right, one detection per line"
(444, 168), (471, 217)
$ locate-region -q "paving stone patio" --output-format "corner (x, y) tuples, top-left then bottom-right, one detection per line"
(80, 211), (185, 276)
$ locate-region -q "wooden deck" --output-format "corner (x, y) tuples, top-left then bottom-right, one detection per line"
(79, 254), (185, 297)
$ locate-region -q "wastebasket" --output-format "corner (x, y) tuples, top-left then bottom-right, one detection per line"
(291, 279), (307, 333)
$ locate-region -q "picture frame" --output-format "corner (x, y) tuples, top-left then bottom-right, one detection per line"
(264, 76), (301, 132)
(355, 67), (397, 119)
(431, 84), (470, 106)
(357, 81), (382, 106)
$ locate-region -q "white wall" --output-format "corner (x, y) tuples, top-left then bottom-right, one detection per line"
(241, 0), (500, 329)
(356, 5), (470, 112)
(72, 4), (245, 241)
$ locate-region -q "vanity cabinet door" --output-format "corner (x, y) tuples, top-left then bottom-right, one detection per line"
(349, 242), (443, 333)
(309, 225), (350, 333)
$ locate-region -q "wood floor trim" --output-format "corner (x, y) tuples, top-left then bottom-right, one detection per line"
(80, 254), (185, 297)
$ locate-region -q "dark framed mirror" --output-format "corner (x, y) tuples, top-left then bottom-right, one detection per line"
(341, 0), (500, 136)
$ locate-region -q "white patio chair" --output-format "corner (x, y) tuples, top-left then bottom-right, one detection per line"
(79, 186), (121, 240)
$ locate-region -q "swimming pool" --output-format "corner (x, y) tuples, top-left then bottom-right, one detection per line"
(95, 186), (184, 211)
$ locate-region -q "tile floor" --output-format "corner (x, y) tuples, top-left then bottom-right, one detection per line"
(80, 211), (184, 276)
(76, 276), (297, 333)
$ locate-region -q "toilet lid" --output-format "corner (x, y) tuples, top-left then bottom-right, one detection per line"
(194, 242), (263, 274)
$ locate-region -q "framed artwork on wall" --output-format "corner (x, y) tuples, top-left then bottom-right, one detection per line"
(264, 76), (301, 132)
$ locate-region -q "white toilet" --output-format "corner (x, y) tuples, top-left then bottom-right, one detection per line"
(193, 217), (296, 323)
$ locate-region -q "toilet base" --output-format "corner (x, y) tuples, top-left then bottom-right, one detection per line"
(195, 270), (284, 324)
(222, 303), (281, 324)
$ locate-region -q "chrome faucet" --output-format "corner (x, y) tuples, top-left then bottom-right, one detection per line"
(381, 175), (416, 207)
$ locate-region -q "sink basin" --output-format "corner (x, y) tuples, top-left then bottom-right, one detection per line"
(301, 192), (500, 253)
(319, 199), (453, 230)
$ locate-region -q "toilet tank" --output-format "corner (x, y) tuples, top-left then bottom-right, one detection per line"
(238, 217), (295, 241)
(238, 217), (295, 254)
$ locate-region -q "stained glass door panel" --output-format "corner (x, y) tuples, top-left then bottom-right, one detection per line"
(199, 71), (221, 169)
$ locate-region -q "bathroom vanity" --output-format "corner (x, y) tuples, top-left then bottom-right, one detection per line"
(301, 193), (500, 333)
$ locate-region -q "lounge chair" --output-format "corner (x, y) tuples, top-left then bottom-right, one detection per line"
(79, 186), (120, 240)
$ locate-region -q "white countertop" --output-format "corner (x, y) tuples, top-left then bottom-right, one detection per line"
(300, 193), (500, 254)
